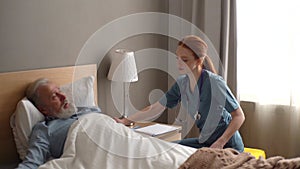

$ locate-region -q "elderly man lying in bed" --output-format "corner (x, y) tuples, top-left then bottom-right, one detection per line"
(16, 78), (197, 169)
(16, 78), (103, 169)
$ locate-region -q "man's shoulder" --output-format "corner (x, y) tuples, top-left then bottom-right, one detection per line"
(76, 106), (102, 116)
(33, 121), (46, 128)
(31, 121), (48, 137)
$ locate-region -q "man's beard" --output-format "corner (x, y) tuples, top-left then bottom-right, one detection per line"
(55, 100), (77, 119)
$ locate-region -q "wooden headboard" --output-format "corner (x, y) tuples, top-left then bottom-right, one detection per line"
(0, 64), (97, 165)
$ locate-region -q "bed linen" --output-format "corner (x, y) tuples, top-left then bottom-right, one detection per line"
(38, 113), (196, 169)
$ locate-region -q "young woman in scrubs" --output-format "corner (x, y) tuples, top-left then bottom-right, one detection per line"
(115, 35), (245, 152)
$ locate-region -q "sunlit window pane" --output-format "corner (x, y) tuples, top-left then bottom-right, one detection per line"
(237, 0), (300, 105)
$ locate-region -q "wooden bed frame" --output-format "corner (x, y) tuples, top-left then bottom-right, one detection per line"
(0, 64), (97, 166)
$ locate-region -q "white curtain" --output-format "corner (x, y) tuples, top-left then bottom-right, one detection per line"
(237, 0), (300, 158)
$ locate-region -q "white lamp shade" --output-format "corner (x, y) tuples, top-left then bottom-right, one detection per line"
(107, 49), (138, 82)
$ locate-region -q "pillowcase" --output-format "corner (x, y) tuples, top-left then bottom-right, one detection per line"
(10, 75), (96, 160)
(10, 98), (44, 160)
(60, 75), (96, 107)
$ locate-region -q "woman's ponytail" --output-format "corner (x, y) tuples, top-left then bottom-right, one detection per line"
(202, 55), (217, 74)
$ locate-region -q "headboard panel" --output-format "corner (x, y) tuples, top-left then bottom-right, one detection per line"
(0, 64), (97, 165)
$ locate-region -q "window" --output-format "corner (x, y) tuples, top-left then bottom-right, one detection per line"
(237, 0), (300, 105)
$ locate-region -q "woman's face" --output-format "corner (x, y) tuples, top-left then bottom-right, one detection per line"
(176, 45), (200, 75)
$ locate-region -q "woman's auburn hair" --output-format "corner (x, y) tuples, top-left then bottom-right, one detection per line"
(178, 35), (217, 74)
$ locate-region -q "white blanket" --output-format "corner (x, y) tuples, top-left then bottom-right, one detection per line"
(38, 113), (196, 169)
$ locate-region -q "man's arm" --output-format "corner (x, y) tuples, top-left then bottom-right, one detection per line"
(16, 123), (51, 169)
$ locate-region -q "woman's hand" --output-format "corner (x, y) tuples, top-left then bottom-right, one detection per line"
(113, 116), (135, 126)
(210, 139), (226, 149)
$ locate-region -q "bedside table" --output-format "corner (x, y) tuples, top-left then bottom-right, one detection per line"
(132, 122), (182, 142)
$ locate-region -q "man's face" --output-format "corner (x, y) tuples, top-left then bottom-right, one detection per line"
(37, 82), (76, 118)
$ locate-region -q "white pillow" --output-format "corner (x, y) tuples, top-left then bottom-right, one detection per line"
(10, 75), (96, 160)
(60, 76), (96, 107)
(11, 98), (44, 160)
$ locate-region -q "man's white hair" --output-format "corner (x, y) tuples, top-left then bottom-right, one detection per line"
(26, 78), (49, 107)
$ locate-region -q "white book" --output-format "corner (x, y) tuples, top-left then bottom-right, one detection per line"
(134, 123), (180, 136)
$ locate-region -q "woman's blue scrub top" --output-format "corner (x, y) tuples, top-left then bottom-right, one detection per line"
(159, 69), (243, 150)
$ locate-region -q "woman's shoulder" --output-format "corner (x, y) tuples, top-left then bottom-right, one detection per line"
(204, 69), (224, 82)
(203, 69), (229, 90)
(176, 74), (188, 83)
(173, 75), (189, 89)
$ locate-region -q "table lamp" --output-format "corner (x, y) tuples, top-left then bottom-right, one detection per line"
(107, 49), (138, 118)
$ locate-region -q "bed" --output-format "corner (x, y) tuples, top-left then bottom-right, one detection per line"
(0, 64), (197, 169)
(1, 64), (300, 169)
(0, 64), (99, 168)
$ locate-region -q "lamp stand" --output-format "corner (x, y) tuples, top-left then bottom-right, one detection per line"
(121, 82), (128, 118)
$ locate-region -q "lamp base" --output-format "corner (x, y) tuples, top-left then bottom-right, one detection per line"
(119, 115), (128, 119)
(118, 115), (134, 126)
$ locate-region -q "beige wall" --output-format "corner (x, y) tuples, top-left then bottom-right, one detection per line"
(0, 0), (167, 72)
(0, 0), (169, 120)
(0, 0), (220, 122)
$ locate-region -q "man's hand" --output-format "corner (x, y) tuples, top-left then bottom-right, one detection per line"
(113, 116), (134, 126)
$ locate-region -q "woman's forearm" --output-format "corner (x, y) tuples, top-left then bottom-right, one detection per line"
(127, 101), (166, 122)
(217, 107), (245, 145)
